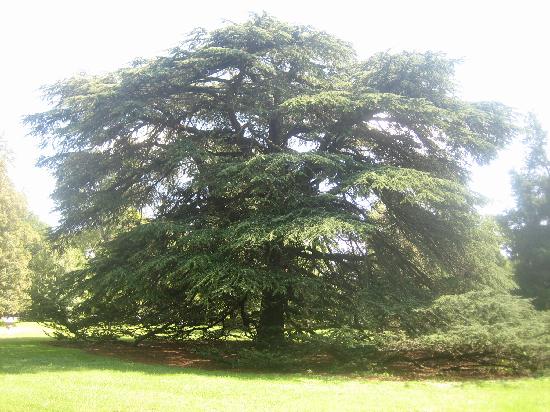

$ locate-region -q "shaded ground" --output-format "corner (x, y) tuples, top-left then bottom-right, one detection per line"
(53, 339), (532, 380)
(66, 340), (217, 369)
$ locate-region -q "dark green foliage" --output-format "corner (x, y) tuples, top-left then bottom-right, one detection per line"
(27, 15), (518, 344)
(501, 115), (550, 309)
(407, 291), (549, 370)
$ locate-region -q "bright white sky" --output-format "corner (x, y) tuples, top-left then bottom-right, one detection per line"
(1, 0), (549, 226)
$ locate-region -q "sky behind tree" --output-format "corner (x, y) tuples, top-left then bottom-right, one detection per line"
(1, 0), (548, 226)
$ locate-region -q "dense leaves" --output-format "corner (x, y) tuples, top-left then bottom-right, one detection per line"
(27, 15), (517, 343)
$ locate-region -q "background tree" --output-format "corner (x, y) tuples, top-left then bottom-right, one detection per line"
(27, 210), (141, 331)
(501, 115), (550, 309)
(27, 15), (516, 344)
(25, 217), (87, 327)
(0, 144), (38, 316)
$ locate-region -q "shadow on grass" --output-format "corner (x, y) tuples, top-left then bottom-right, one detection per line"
(1, 336), (537, 383)
(0, 337), (327, 382)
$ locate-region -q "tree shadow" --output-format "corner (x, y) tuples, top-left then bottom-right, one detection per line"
(0, 337), (320, 382)
(0, 336), (533, 382)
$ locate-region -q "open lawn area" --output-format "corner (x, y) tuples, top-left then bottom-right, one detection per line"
(1, 323), (549, 411)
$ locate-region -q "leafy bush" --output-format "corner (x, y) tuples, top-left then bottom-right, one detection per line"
(379, 291), (550, 371)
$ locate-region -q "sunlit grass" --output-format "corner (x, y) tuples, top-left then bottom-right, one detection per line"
(1, 323), (548, 411)
(0, 322), (51, 338)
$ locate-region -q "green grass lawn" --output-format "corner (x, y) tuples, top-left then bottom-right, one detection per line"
(1, 323), (548, 411)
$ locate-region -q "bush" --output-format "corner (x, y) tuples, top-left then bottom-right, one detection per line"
(379, 291), (550, 371)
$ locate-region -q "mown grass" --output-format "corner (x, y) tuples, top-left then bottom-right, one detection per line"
(1, 323), (548, 411)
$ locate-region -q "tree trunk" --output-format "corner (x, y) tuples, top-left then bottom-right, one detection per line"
(256, 290), (286, 346)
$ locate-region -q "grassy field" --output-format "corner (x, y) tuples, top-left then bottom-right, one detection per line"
(1, 323), (548, 411)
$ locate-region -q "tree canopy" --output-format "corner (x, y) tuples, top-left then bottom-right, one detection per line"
(501, 115), (550, 309)
(26, 15), (517, 344)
